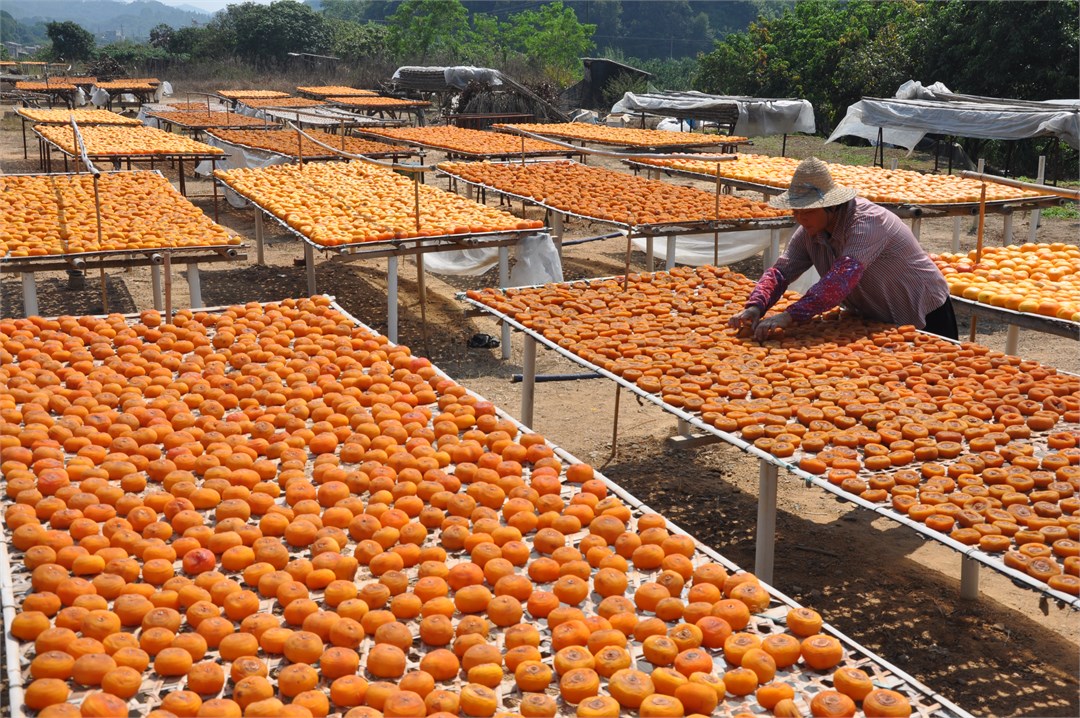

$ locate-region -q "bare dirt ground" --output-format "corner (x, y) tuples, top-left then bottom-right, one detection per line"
(1, 103), (1078, 718)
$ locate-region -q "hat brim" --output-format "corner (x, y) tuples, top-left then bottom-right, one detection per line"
(768, 185), (857, 210)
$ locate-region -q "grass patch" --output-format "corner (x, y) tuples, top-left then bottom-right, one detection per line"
(1041, 203), (1080, 220)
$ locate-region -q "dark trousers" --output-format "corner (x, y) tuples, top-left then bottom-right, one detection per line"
(923, 297), (958, 340)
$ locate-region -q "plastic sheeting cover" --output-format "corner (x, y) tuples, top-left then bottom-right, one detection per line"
(391, 65), (503, 90)
(195, 135), (292, 208)
(628, 230), (819, 293)
(828, 80), (1080, 149)
(422, 233), (563, 283)
(610, 91), (816, 137)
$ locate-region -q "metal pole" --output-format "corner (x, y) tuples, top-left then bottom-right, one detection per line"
(1002, 211), (1013, 246)
(417, 252), (430, 357)
(521, 335), (537, 428)
(163, 253), (173, 319)
(255, 210), (265, 265)
(498, 246), (511, 360)
(304, 243), (316, 294)
(768, 229), (780, 268)
(755, 460), (778, 584)
(387, 255), (399, 343)
(552, 212), (564, 258)
(186, 264), (202, 308)
(968, 183), (987, 343)
(910, 217), (922, 241)
(21, 274), (38, 317)
(645, 235), (654, 271)
(1029, 155), (1046, 242)
(151, 264), (163, 310)
(666, 236), (676, 271)
(951, 217), (962, 252)
(99, 268), (108, 314)
(1005, 324), (1020, 356)
(960, 556), (979, 600)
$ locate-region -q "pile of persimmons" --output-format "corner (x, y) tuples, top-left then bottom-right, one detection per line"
(497, 124), (748, 148)
(297, 87), (377, 99)
(36, 126), (224, 158)
(239, 98), (328, 110)
(932, 243), (1080, 322)
(217, 91), (292, 101)
(147, 112), (269, 130)
(438, 161), (790, 226)
(326, 98), (431, 110)
(18, 109), (141, 126)
(207, 130), (403, 159)
(4, 297), (922, 718)
(95, 80), (159, 92)
(637, 156), (1046, 205)
(467, 267), (1080, 595)
(358, 127), (569, 158)
(215, 161), (542, 246)
(0, 172), (241, 257)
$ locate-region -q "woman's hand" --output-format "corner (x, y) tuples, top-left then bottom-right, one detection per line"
(728, 306), (763, 334)
(753, 312), (793, 342)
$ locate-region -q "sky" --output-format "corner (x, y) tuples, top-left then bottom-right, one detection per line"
(157, 0), (275, 14)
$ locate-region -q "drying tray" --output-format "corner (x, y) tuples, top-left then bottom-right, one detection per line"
(0, 296), (973, 718)
(438, 161), (794, 236)
(462, 279), (1080, 610)
(627, 160), (1066, 217)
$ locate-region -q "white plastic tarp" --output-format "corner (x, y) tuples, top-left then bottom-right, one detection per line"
(194, 135), (292, 208)
(828, 81), (1080, 149)
(610, 91), (816, 137)
(422, 233), (563, 283)
(628, 230), (819, 294)
(391, 66), (502, 90)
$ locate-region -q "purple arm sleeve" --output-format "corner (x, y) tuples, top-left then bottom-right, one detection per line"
(786, 255), (865, 323)
(746, 266), (790, 312)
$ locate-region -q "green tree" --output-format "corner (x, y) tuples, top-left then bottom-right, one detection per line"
(320, 0), (372, 23)
(508, 1), (595, 84)
(211, 0), (333, 66)
(386, 0), (473, 63)
(148, 24), (173, 49)
(921, 0), (1079, 100)
(329, 18), (389, 64)
(695, 0), (929, 131)
(46, 20), (96, 62)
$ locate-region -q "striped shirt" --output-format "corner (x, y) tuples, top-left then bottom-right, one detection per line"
(747, 197), (949, 328)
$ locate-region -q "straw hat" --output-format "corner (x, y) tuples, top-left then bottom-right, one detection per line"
(769, 157), (857, 210)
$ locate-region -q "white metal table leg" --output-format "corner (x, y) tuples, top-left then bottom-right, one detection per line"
(552, 212), (565, 258)
(499, 246), (510, 360)
(186, 264), (202, 308)
(304, 243), (316, 294)
(960, 556), (979, 599)
(151, 264), (163, 311)
(522, 335), (537, 428)
(21, 273), (38, 317)
(255, 210), (265, 266)
(666, 236), (676, 270)
(1002, 212), (1013, 246)
(387, 255), (399, 344)
(1029, 155), (1045, 243)
(1005, 324), (1020, 356)
(911, 217), (922, 240)
(645, 235), (654, 271)
(767, 229), (781, 268)
(755, 460), (778, 584)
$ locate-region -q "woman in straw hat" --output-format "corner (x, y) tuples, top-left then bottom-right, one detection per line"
(729, 156), (956, 341)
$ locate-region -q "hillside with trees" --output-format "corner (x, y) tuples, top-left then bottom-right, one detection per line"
(3, 0), (207, 42)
